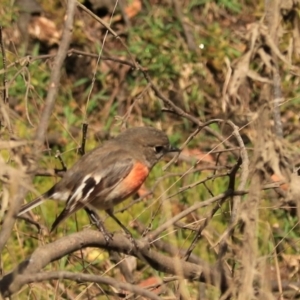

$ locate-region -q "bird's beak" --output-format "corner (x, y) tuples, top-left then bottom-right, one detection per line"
(168, 145), (180, 152)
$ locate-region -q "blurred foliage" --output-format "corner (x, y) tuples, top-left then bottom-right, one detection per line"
(1, 0), (300, 298)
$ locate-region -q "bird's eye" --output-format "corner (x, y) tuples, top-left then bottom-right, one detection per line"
(154, 146), (164, 153)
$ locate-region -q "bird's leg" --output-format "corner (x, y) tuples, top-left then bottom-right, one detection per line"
(84, 207), (113, 242)
(106, 209), (137, 248)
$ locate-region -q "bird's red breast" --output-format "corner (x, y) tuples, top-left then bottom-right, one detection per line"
(120, 161), (150, 197)
(97, 161), (150, 210)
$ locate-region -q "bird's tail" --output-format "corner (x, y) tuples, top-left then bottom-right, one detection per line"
(50, 201), (86, 232)
(18, 195), (46, 216)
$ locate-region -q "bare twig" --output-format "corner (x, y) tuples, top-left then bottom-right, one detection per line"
(145, 190), (247, 242)
(217, 121), (249, 262)
(35, 0), (76, 146)
(184, 157), (242, 261)
(0, 26), (8, 104)
(172, 0), (197, 51)
(109, 251), (135, 284)
(264, 0), (283, 138)
(78, 123), (88, 156)
(76, 1), (137, 68)
(236, 106), (269, 300)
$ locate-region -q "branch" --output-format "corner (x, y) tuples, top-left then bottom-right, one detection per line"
(34, 0), (76, 146)
(19, 271), (161, 300)
(0, 230), (225, 297)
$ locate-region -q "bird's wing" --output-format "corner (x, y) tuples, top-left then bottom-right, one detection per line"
(54, 147), (131, 189)
(50, 156), (135, 231)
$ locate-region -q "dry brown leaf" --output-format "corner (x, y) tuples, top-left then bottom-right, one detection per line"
(28, 16), (61, 45)
(180, 148), (214, 163)
(84, 247), (106, 262)
(260, 25), (299, 72)
(282, 253), (300, 279)
(125, 0), (142, 19)
(246, 70), (273, 84)
(292, 13), (300, 59)
(271, 173), (289, 191)
(254, 126), (291, 185)
(137, 184), (151, 198)
(257, 48), (273, 73)
(139, 276), (162, 294)
(224, 24), (259, 111)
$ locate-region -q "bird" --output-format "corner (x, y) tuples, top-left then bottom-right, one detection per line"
(18, 127), (179, 241)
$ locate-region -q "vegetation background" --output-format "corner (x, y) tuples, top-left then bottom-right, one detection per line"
(1, 0), (300, 299)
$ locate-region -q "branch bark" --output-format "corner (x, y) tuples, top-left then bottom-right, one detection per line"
(19, 271), (161, 300)
(0, 230), (227, 297)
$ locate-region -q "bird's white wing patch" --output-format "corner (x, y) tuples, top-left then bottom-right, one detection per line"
(51, 191), (71, 201)
(66, 174), (102, 210)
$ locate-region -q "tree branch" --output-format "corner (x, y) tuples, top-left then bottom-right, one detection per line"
(19, 271), (161, 300)
(0, 230), (226, 297)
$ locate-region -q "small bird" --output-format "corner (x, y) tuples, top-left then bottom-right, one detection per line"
(18, 127), (179, 240)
